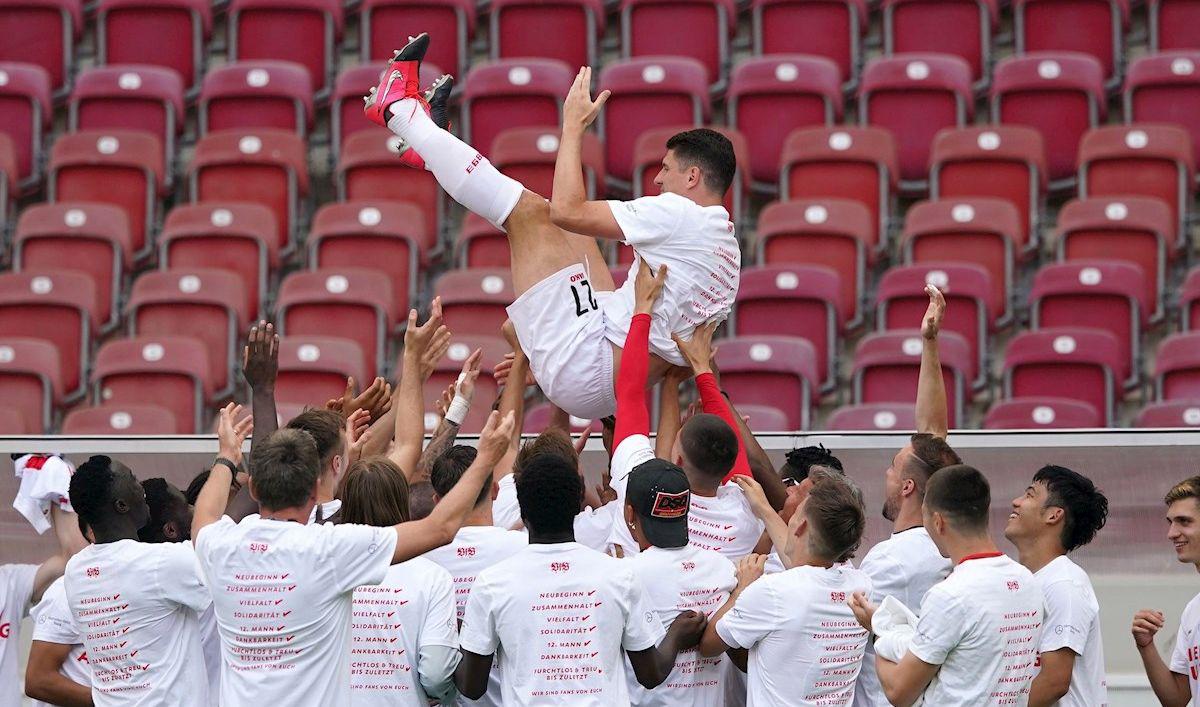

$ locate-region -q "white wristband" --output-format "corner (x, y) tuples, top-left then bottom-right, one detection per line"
(444, 395), (470, 426)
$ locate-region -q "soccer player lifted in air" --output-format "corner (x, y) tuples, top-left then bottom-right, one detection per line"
(364, 34), (741, 420)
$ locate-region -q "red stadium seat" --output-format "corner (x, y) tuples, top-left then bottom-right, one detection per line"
(127, 269), (247, 397)
(491, 0), (605, 68)
(732, 404), (793, 433)
(714, 336), (820, 430)
(753, 198), (873, 327)
(1029, 259), (1148, 387)
(276, 269), (396, 379)
(522, 402), (597, 433)
(462, 59), (573, 159)
(491, 127), (605, 200)
(1003, 327), (1121, 425)
(190, 129), (309, 253)
(900, 197), (1021, 324)
(228, 0), (343, 96)
(1013, 0), (1128, 86)
(731, 264), (843, 391)
(882, 0), (999, 86)
(62, 403), (179, 434)
(308, 201), (431, 317)
(13, 203), (133, 333)
(1156, 332), (1200, 401)
(852, 329), (973, 428)
(876, 262), (993, 388)
(1054, 197), (1175, 321)
(47, 130), (163, 260)
(434, 269), (515, 338)
(0, 135), (13, 231)
(331, 63), (445, 161)
(0, 271), (99, 401)
(983, 397), (1103, 429)
(274, 336), (368, 410)
(825, 403), (918, 431)
(423, 336), (509, 433)
(727, 56), (842, 186)
(1078, 125), (1193, 240)
(1149, 0), (1200, 52)
(0, 338), (62, 432)
(199, 61), (313, 137)
(96, 0), (212, 93)
(1125, 53), (1200, 170)
(160, 202), (279, 320)
(929, 125), (1047, 250)
(599, 58), (710, 183)
(337, 130), (443, 238)
(0, 62), (52, 187)
(1136, 400), (1200, 427)
(859, 54), (974, 191)
(751, 0), (867, 86)
(630, 125), (750, 225)
(991, 52), (1106, 186)
(0, 0), (81, 95)
(359, 0), (474, 78)
(92, 335), (210, 433)
(620, 0), (736, 87)
(1183, 267), (1200, 331)
(457, 213), (509, 268)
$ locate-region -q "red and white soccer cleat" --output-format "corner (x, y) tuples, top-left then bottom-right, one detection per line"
(363, 32), (430, 128)
(392, 73), (455, 170)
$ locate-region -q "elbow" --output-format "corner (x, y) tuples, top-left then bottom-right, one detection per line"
(548, 201), (571, 229)
(882, 686), (913, 707)
(24, 670), (52, 701)
(635, 666), (668, 690)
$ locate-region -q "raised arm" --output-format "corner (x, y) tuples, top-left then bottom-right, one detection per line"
(727, 398), (787, 512)
(672, 324), (751, 481)
(494, 322), (533, 481)
(655, 367), (689, 460)
(193, 404), (254, 533)
(550, 66), (623, 240)
(416, 347), (481, 477)
(614, 262), (667, 447)
(391, 298), (452, 481)
(915, 285), (949, 438)
(1132, 609), (1192, 707)
(243, 321), (279, 448)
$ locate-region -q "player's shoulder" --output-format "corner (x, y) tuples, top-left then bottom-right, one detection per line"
(394, 556), (453, 587)
(1182, 590), (1200, 622)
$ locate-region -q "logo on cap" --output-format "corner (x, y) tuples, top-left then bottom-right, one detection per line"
(651, 490), (689, 519)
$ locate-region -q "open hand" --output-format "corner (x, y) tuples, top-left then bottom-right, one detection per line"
(668, 610), (708, 649)
(921, 284), (946, 340)
(243, 321), (279, 391)
(672, 322), (719, 377)
(733, 476), (773, 519)
(327, 376), (392, 422)
(217, 403), (253, 464)
(457, 348), (483, 401)
(345, 409), (371, 465)
(633, 261), (667, 315)
(735, 554), (766, 590)
(563, 66), (610, 130)
(477, 410), (517, 466)
(849, 592), (877, 633)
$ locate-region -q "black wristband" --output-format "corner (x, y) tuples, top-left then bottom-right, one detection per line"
(213, 457), (240, 477)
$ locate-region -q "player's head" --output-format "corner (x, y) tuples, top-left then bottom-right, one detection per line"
(922, 464), (991, 554)
(408, 482), (437, 520)
(515, 428), (578, 475)
(883, 433), (961, 522)
(624, 459), (691, 551)
(1164, 476), (1200, 567)
(138, 478), (193, 543)
(780, 444), (844, 522)
(786, 470), (865, 565)
(432, 445), (495, 508)
(286, 408), (346, 484)
(677, 414), (738, 483)
(337, 457), (411, 526)
(69, 455), (149, 537)
(1004, 465), (1109, 554)
(656, 129), (736, 202)
(186, 468), (242, 507)
(516, 453), (583, 538)
(249, 428), (321, 515)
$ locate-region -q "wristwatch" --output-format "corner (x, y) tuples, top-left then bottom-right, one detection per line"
(213, 456), (240, 476)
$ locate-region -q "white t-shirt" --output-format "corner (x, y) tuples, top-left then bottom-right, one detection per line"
(608, 436), (765, 560)
(0, 563), (37, 707)
(30, 576), (91, 707)
(64, 539), (211, 706)
(604, 193), (740, 366)
(626, 544), (737, 706)
(1170, 591), (1200, 705)
(908, 554), (1043, 706)
(1035, 555), (1106, 707)
(459, 542), (665, 706)
(194, 515), (399, 707)
(493, 475), (520, 531)
(199, 606), (220, 706)
(716, 564), (872, 706)
(308, 499), (342, 524)
(494, 475), (611, 550)
(350, 557), (458, 706)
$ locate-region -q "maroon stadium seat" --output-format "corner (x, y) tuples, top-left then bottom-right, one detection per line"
(991, 52), (1106, 186)
(1013, 0), (1128, 86)
(859, 54), (974, 191)
(62, 403), (179, 434)
(462, 59), (574, 159)
(0, 271), (99, 401)
(96, 0), (212, 92)
(0, 338), (62, 432)
(522, 403), (597, 433)
(359, 0), (474, 78)
(882, 0), (999, 86)
(630, 125), (750, 226)
(1125, 53), (1200, 170)
(852, 329), (973, 428)
(457, 213), (509, 268)
(275, 336), (368, 410)
(728, 56), (842, 186)
(751, 0), (867, 86)
(424, 336), (509, 433)
(227, 0), (342, 95)
(92, 335), (210, 433)
(276, 269), (396, 379)
(0, 62), (52, 187)
(127, 269), (248, 397)
(599, 58), (710, 183)
(1003, 327), (1122, 425)
(0, 135), (14, 231)
(13, 203), (133, 333)
(1149, 0), (1200, 52)
(1136, 400), (1200, 427)
(620, 0), (736, 87)
(983, 397), (1103, 429)
(731, 264), (843, 391)
(199, 61), (313, 137)
(929, 125), (1047, 250)
(1183, 267), (1200, 331)
(900, 197), (1021, 324)
(434, 269), (515, 338)
(876, 262), (993, 389)
(0, 0), (81, 95)
(331, 62), (445, 162)
(160, 202), (279, 320)
(1156, 332), (1200, 401)
(754, 198), (873, 327)
(732, 404), (793, 433)
(337, 130), (443, 238)
(190, 129), (309, 253)
(491, 127), (605, 200)
(308, 201), (431, 317)
(1054, 197), (1175, 321)
(714, 336), (820, 431)
(491, 0), (604, 68)
(825, 403), (918, 431)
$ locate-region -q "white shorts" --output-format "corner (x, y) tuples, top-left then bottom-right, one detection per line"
(506, 263), (616, 420)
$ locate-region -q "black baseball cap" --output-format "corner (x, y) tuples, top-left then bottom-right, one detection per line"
(627, 459), (691, 548)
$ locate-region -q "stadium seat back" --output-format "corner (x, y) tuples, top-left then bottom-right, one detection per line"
(277, 269), (395, 379)
(70, 66), (184, 178)
(490, 127), (605, 200)
(0, 272), (98, 400)
(825, 403), (918, 431)
(0, 0), (78, 92)
(1136, 400), (1200, 427)
(883, 0), (997, 82)
(434, 269), (515, 338)
(1078, 125), (1193, 239)
(92, 335), (210, 433)
(714, 336), (820, 430)
(983, 397), (1102, 429)
(229, 0), (342, 94)
(274, 336), (368, 409)
(491, 0), (603, 68)
(752, 0), (866, 84)
(462, 59), (573, 159)
(359, 0), (473, 77)
(1150, 0), (1200, 51)
(1125, 53), (1200, 168)
(457, 213), (509, 268)
(1014, 0), (1127, 81)
(852, 329), (971, 428)
(0, 62), (51, 185)
(620, 0), (735, 86)
(200, 60), (313, 136)
(62, 403), (179, 434)
(97, 0), (211, 91)
(338, 130), (443, 237)
(1003, 327), (1120, 424)
(0, 338), (62, 432)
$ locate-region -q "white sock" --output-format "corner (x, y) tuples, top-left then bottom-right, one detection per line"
(387, 100), (523, 229)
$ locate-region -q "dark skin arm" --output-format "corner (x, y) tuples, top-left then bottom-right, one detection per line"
(227, 322), (279, 521)
(727, 396), (787, 512)
(455, 650), (493, 700)
(626, 610), (708, 689)
(25, 640), (93, 706)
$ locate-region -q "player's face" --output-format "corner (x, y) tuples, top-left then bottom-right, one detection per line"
(1004, 481), (1049, 544)
(882, 446), (908, 521)
(654, 150), (692, 196)
(781, 477), (812, 523)
(1166, 498), (1200, 565)
(118, 467), (151, 531)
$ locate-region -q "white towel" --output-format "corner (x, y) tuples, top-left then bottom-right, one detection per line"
(871, 595), (925, 706)
(12, 453), (74, 533)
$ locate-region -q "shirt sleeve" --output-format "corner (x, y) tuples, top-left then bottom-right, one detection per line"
(2, 564), (39, 620)
(1038, 579), (1093, 656)
(607, 195), (686, 247)
(492, 475), (521, 530)
(459, 576), (499, 656)
(858, 546), (904, 605)
(418, 567), (462, 699)
(418, 645), (462, 702)
(160, 544), (212, 614)
(32, 584), (79, 645)
(908, 586), (968, 666)
(329, 523), (401, 594)
(622, 570), (666, 652)
(715, 578), (778, 650)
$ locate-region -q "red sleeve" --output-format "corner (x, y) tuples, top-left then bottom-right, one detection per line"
(695, 372), (751, 482)
(613, 313), (652, 448)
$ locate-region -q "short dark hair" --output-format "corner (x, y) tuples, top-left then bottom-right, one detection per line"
(516, 453), (582, 535)
(69, 455), (120, 530)
(781, 444), (843, 483)
(250, 429), (321, 511)
(138, 478), (187, 543)
(1034, 465), (1108, 552)
(286, 409), (345, 470)
(925, 464), (991, 534)
(806, 475), (866, 562)
(408, 481), (437, 521)
(679, 414), (738, 479)
(666, 128), (736, 196)
(431, 445), (486, 506)
(902, 433), (962, 491)
(515, 428), (577, 476)
(337, 458), (410, 526)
